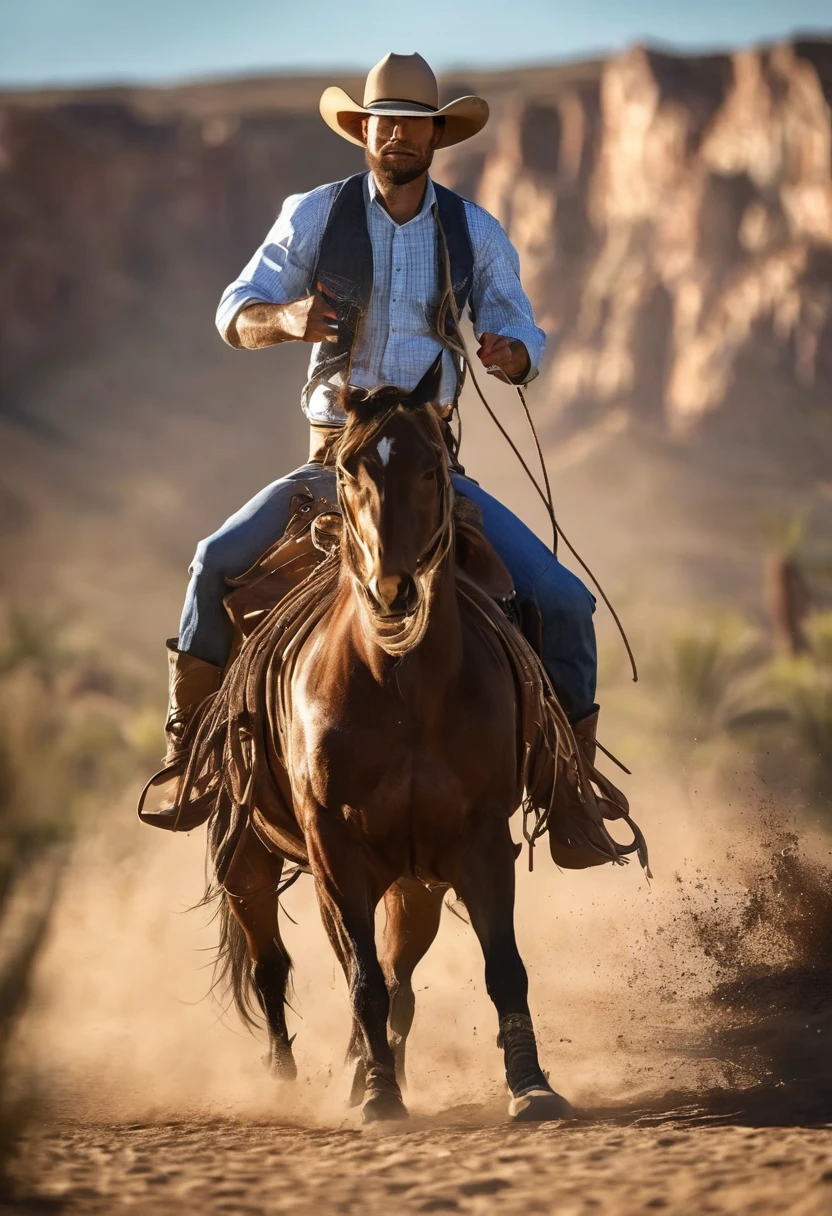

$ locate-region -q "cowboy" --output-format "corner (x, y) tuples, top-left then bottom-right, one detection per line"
(145, 53), (604, 829)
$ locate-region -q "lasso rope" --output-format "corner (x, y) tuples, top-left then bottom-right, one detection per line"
(434, 213), (638, 684)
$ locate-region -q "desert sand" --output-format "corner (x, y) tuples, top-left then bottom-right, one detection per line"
(6, 776), (832, 1215)
(10, 1116), (832, 1215)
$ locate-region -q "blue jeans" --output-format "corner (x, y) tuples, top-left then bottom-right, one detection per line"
(179, 464), (597, 722)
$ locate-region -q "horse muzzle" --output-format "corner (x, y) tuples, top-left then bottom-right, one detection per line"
(368, 573), (420, 618)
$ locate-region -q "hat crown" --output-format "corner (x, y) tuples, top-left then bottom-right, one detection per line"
(363, 52), (439, 110)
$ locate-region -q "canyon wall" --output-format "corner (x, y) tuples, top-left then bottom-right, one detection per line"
(2, 42), (831, 447)
(1, 43), (832, 658)
(457, 42), (832, 440)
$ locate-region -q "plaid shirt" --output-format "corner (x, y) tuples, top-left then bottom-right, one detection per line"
(216, 174), (546, 425)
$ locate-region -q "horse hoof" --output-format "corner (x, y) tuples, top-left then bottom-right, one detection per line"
(262, 1052), (297, 1082)
(273, 1057), (298, 1082)
(509, 1088), (574, 1122)
(361, 1092), (409, 1124)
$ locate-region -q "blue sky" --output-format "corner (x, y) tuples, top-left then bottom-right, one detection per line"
(2, 0), (831, 88)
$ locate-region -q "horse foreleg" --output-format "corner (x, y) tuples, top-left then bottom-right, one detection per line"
(379, 879), (444, 1091)
(452, 814), (573, 1122)
(305, 816), (405, 1123)
(224, 832), (297, 1081)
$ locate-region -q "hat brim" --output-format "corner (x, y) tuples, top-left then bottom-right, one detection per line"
(319, 86), (489, 149)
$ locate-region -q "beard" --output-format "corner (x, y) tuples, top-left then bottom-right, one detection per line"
(365, 144), (434, 186)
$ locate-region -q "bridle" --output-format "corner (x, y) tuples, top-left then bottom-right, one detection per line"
(335, 403), (455, 657)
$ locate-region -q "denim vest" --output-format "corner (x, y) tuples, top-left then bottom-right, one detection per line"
(303, 172), (475, 415)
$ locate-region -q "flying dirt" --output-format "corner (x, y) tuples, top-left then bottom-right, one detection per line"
(8, 775), (832, 1213)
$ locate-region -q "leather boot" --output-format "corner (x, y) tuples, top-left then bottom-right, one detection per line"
(161, 639), (223, 767)
(548, 708), (623, 870)
(137, 639), (222, 830)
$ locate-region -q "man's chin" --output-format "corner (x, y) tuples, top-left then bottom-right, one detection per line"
(379, 166), (426, 186)
(366, 150), (432, 186)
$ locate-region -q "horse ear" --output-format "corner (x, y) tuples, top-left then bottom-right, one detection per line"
(338, 384), (370, 417)
(406, 352), (444, 409)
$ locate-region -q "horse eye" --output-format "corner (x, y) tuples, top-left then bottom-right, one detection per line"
(423, 469), (436, 482)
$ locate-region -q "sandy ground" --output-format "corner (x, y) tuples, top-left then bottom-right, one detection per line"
(5, 776), (832, 1215)
(8, 1111), (832, 1214)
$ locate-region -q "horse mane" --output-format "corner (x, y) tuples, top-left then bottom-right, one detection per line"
(338, 382), (408, 419)
(329, 388), (446, 473)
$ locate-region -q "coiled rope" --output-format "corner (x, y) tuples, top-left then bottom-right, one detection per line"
(434, 211), (638, 684)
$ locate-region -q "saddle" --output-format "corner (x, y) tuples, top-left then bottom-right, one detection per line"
(223, 493), (341, 661)
(168, 488), (646, 876)
(206, 490), (532, 864)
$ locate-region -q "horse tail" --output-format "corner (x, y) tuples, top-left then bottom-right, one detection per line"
(211, 893), (258, 1029)
(204, 794), (296, 1030)
(203, 796), (265, 1031)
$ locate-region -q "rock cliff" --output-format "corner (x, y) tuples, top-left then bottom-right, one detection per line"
(1, 44), (832, 661)
(2, 42), (831, 447)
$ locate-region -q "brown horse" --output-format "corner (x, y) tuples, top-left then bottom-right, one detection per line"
(199, 362), (587, 1123)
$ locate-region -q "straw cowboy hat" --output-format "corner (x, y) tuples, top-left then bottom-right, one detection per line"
(320, 52), (489, 149)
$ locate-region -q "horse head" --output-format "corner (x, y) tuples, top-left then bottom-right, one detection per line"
(334, 356), (452, 631)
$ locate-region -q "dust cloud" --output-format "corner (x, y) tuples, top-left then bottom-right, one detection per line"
(18, 763), (832, 1129)
(9, 365), (832, 1134)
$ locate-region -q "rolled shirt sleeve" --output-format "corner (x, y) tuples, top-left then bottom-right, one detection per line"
(214, 184), (335, 345)
(465, 203), (546, 384)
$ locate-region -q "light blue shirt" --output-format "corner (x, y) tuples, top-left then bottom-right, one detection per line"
(216, 174), (546, 425)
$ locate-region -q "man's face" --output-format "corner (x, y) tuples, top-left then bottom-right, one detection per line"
(362, 115), (442, 186)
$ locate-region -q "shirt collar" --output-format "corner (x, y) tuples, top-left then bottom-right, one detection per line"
(367, 172), (436, 225)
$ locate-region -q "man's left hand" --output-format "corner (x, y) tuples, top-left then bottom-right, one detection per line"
(476, 333), (530, 382)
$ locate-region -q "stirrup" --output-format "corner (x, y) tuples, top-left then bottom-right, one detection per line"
(136, 763), (182, 827)
(136, 763), (215, 832)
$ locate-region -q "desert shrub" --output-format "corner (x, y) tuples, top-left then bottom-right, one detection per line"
(651, 613), (770, 758)
(0, 606), (147, 1191)
(765, 612), (832, 808)
(649, 605), (832, 818)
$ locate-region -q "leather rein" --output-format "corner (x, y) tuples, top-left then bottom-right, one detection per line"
(434, 218), (639, 686)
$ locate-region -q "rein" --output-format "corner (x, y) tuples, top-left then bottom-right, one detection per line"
(435, 222), (639, 685)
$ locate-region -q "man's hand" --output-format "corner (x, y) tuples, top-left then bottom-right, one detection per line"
(232, 283), (340, 349)
(302, 283), (340, 343)
(476, 332), (530, 383)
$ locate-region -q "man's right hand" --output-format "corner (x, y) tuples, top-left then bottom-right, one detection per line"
(231, 283), (340, 349)
(299, 283), (340, 343)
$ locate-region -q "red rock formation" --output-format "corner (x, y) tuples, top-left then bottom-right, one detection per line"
(451, 42), (832, 440)
(1, 42), (831, 452)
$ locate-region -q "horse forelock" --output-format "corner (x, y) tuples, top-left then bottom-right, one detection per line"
(334, 398), (446, 475)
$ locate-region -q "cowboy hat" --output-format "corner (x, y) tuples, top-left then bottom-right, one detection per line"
(320, 52), (489, 149)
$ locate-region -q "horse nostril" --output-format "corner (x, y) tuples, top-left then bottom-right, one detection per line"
(399, 574), (418, 613)
(370, 575), (398, 609)
(371, 574), (418, 616)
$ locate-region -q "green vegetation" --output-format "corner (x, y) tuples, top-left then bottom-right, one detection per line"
(652, 613), (769, 751)
(650, 607), (832, 815)
(766, 612), (832, 804)
(0, 607), (150, 1192)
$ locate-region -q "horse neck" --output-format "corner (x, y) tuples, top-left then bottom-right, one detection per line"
(414, 537), (463, 668)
